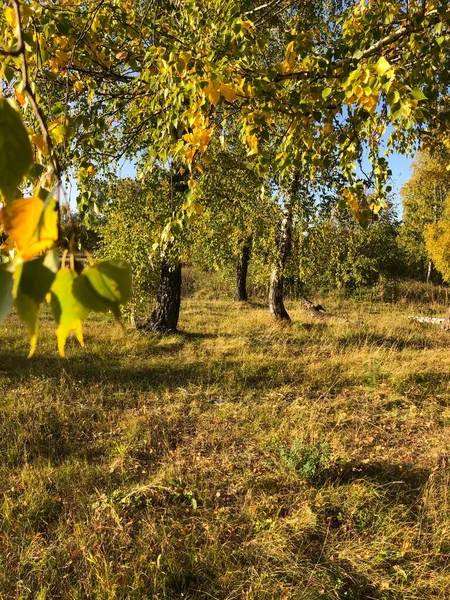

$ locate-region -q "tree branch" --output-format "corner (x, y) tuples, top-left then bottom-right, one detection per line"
(275, 10), (439, 82)
(8, 0), (62, 181)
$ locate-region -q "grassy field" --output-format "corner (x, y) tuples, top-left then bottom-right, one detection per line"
(1, 296), (450, 599)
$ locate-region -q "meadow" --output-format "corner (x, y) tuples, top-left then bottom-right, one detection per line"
(1, 291), (450, 599)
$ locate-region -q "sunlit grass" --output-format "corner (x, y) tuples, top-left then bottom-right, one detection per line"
(1, 296), (450, 598)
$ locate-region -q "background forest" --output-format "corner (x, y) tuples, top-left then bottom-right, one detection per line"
(86, 148), (450, 325)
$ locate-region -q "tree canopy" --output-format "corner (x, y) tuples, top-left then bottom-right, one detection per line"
(1, 0), (450, 352)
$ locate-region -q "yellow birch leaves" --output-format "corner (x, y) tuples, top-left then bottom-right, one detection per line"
(0, 95), (132, 357)
(0, 195), (58, 260)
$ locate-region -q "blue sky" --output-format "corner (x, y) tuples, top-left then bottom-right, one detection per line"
(389, 152), (412, 216)
(68, 151), (412, 217)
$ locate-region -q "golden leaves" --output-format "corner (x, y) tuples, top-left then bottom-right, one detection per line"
(220, 83), (237, 103)
(0, 195), (58, 260)
(203, 80), (237, 105)
(183, 126), (213, 153)
(4, 6), (16, 28)
(375, 56), (392, 76)
(359, 93), (379, 114)
(203, 80), (221, 106)
(343, 188), (360, 214)
(246, 133), (258, 155)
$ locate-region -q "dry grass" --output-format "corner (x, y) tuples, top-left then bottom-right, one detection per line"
(1, 296), (450, 599)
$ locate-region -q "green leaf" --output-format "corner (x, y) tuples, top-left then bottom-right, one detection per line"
(322, 87), (332, 100)
(50, 269), (90, 357)
(0, 263), (14, 323)
(0, 99), (33, 203)
(72, 274), (113, 313)
(390, 102), (405, 120)
(13, 250), (59, 356)
(82, 260), (131, 306)
(411, 88), (427, 101)
(15, 291), (39, 358)
(4, 66), (15, 83)
(386, 90), (400, 106)
(18, 249), (59, 303)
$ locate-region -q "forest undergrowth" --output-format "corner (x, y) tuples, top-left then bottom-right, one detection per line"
(1, 295), (450, 599)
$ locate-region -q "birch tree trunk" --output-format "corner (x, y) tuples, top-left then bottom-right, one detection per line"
(268, 171), (300, 321)
(426, 260), (432, 283)
(144, 252), (182, 333)
(141, 165), (187, 334)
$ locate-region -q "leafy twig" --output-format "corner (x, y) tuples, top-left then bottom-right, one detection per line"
(8, 0), (62, 182)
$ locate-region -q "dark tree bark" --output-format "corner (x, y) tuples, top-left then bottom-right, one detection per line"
(140, 164), (187, 334)
(235, 236), (252, 301)
(268, 171), (300, 321)
(142, 253), (182, 333)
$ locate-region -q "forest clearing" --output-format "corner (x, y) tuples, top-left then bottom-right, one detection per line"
(2, 286), (450, 599)
(3, 0), (450, 598)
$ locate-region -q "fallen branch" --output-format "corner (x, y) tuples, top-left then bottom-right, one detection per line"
(409, 316), (444, 324)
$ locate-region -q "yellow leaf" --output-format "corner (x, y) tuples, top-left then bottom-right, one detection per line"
(240, 20), (253, 31)
(323, 122), (333, 135)
(48, 58), (60, 74)
(183, 126), (212, 153)
(55, 50), (70, 66)
(246, 133), (258, 155)
(370, 200), (387, 214)
(184, 146), (196, 166)
(376, 56), (392, 76)
(245, 83), (256, 98)
(4, 6), (16, 28)
(360, 93), (378, 114)
(203, 81), (220, 106)
(285, 40), (295, 55)
(74, 80), (84, 92)
(179, 51), (191, 65)
(220, 83), (237, 103)
(31, 133), (47, 153)
(343, 188), (359, 213)
(0, 196), (58, 261)
(54, 36), (69, 48)
(14, 88), (27, 107)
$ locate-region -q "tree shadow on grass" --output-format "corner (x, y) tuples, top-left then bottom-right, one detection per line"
(0, 351), (197, 388)
(336, 330), (450, 351)
(0, 348), (295, 396)
(175, 330), (234, 341)
(395, 370), (450, 398)
(320, 459), (431, 508)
